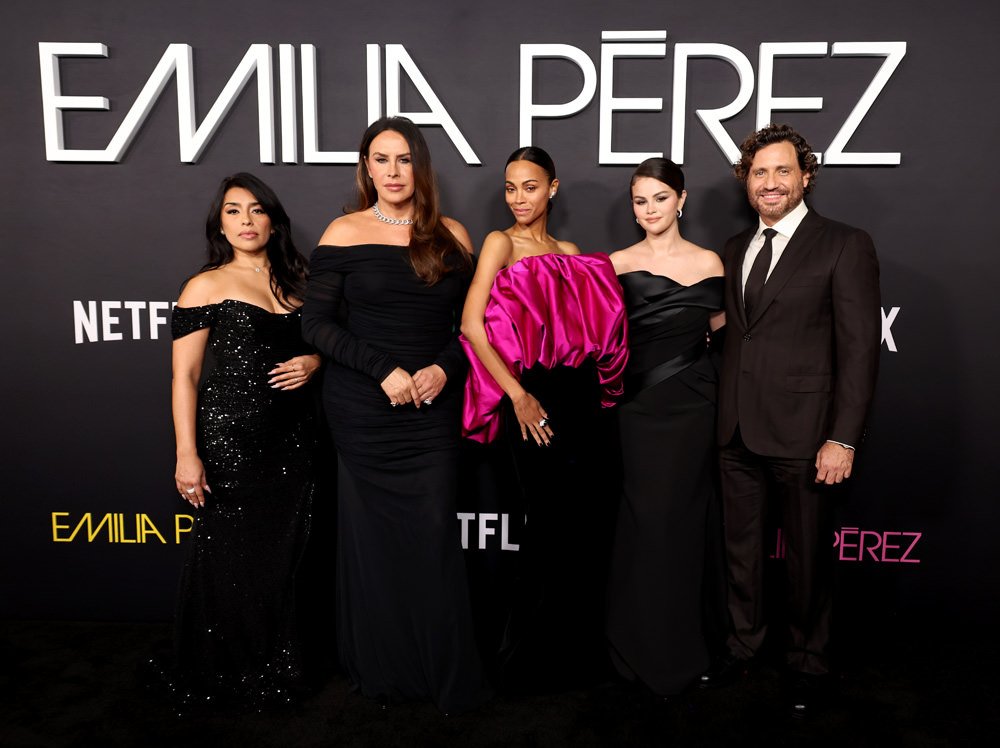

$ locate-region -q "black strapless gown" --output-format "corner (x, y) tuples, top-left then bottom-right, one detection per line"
(606, 273), (724, 696)
(302, 245), (490, 714)
(168, 299), (317, 707)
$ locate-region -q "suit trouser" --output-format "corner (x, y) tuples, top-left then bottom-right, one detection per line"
(718, 429), (834, 675)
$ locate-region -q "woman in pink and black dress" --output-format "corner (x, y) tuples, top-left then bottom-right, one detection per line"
(461, 146), (628, 693)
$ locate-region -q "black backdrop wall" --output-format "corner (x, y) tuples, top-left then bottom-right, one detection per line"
(2, 0), (997, 628)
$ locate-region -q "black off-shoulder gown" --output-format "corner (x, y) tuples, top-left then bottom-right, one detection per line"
(302, 245), (489, 714)
(606, 273), (724, 696)
(169, 300), (316, 707)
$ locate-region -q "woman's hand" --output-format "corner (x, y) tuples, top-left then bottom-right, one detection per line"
(175, 453), (211, 508)
(381, 367), (422, 408)
(512, 390), (553, 446)
(269, 354), (322, 390)
(412, 364), (447, 405)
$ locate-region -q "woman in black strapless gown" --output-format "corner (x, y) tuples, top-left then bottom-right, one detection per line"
(169, 173), (320, 707)
(301, 117), (489, 714)
(607, 158), (726, 697)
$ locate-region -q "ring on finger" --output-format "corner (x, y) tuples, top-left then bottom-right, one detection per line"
(538, 418), (548, 428)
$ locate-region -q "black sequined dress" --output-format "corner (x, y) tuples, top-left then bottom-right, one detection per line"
(169, 299), (316, 707)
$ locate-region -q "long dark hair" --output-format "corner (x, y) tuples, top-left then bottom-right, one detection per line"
(352, 116), (471, 285)
(204, 172), (306, 310)
(506, 146), (556, 213)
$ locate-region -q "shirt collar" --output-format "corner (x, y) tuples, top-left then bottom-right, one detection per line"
(757, 199), (809, 240)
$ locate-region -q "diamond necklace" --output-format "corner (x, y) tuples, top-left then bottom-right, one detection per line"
(372, 202), (414, 225)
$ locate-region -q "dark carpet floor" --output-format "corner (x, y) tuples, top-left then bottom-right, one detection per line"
(1, 618), (996, 747)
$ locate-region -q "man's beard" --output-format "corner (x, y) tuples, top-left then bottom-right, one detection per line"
(748, 185), (803, 221)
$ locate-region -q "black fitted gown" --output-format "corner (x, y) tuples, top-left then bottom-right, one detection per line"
(302, 244), (489, 714)
(606, 273), (724, 696)
(170, 300), (316, 707)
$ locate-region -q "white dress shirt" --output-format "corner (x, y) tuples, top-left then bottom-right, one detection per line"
(741, 199), (810, 292)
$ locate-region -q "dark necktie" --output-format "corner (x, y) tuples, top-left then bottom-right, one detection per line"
(744, 228), (777, 318)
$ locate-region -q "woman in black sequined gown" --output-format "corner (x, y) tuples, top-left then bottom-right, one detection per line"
(301, 117), (490, 714)
(169, 173), (320, 707)
(607, 158), (726, 696)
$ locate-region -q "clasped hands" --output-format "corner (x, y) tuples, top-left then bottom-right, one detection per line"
(381, 365), (446, 408)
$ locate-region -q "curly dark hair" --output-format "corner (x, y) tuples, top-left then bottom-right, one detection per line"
(733, 124), (818, 194)
(352, 116), (471, 285)
(203, 172), (306, 310)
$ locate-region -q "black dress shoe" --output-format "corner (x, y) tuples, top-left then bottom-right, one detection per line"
(697, 652), (750, 689)
(785, 673), (832, 719)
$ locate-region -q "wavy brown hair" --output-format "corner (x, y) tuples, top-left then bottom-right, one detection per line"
(733, 123), (819, 194)
(352, 116), (471, 285)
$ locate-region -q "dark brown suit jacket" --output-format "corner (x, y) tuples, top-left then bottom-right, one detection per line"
(717, 209), (881, 459)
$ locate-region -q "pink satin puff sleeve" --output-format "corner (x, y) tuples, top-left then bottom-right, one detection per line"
(460, 252), (628, 443)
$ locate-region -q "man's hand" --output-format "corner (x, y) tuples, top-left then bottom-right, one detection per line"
(815, 442), (854, 484)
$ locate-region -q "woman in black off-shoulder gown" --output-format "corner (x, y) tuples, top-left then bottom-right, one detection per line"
(607, 158), (725, 697)
(167, 173), (320, 708)
(302, 117), (489, 714)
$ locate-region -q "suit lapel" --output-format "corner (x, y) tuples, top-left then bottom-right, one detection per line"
(730, 227), (756, 329)
(748, 210), (823, 327)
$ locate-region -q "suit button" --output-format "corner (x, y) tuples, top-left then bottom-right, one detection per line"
(743, 333), (751, 342)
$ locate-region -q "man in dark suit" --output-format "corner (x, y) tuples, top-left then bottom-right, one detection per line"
(700, 124), (881, 717)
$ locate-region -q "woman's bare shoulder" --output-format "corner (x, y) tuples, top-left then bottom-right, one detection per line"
(177, 268), (226, 307)
(688, 242), (723, 274)
(556, 239), (581, 256)
(608, 242), (645, 273)
(442, 216), (474, 253)
(318, 211), (367, 246)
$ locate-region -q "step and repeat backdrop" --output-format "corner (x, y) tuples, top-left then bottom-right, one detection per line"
(2, 0), (996, 628)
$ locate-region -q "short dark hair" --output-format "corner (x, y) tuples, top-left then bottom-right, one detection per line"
(733, 123), (818, 194)
(630, 157), (684, 196)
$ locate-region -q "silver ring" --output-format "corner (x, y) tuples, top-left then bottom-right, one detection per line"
(538, 418), (548, 428)
(390, 402), (398, 407)
(186, 487), (196, 494)
(423, 399), (433, 405)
